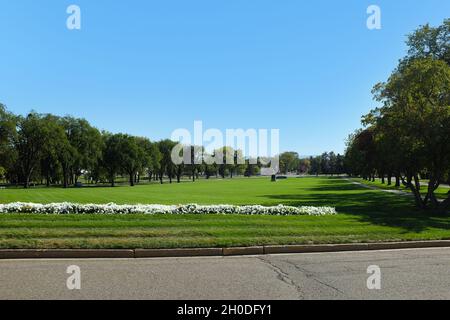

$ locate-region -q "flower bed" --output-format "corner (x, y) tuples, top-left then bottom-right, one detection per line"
(0, 202), (337, 216)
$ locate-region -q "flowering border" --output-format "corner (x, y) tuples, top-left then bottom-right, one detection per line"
(0, 202), (337, 216)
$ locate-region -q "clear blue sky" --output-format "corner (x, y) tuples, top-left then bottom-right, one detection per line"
(0, 0), (448, 156)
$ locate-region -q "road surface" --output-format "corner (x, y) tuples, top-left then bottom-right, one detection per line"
(0, 248), (449, 300)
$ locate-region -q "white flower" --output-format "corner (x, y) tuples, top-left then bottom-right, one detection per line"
(0, 202), (337, 216)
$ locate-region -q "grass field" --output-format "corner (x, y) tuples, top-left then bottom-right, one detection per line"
(0, 177), (449, 249)
(0, 176), (372, 205)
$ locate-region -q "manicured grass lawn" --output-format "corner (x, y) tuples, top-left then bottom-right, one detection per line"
(0, 177), (373, 205)
(0, 177), (449, 249)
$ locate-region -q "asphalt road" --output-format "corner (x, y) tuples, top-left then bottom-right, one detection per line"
(0, 248), (449, 300)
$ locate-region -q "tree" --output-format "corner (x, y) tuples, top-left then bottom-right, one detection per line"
(101, 133), (123, 187)
(135, 137), (159, 183)
(116, 134), (142, 187)
(298, 158), (311, 174)
(157, 139), (177, 184)
(187, 145), (204, 182)
(279, 152), (300, 174)
(405, 19), (449, 65)
(244, 157), (260, 177)
(216, 147), (235, 178)
(233, 149), (246, 177)
(345, 129), (377, 180)
(148, 142), (162, 182)
(346, 20), (450, 211)
(309, 156), (322, 176)
(0, 104), (17, 181)
(369, 58), (450, 209)
(0, 166), (5, 181)
(60, 117), (103, 185)
(39, 115), (70, 187)
(335, 154), (345, 175)
(0, 104), (15, 152)
(15, 113), (54, 188)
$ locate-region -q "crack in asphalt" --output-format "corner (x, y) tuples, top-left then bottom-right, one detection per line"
(256, 257), (305, 299)
(282, 259), (346, 296)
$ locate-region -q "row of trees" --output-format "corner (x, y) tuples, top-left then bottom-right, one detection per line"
(0, 108), (282, 188)
(278, 151), (345, 176)
(345, 20), (450, 211)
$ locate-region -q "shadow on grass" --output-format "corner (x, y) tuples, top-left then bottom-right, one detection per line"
(261, 178), (450, 233)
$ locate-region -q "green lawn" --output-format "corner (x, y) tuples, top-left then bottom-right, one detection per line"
(0, 176), (371, 205)
(0, 177), (449, 249)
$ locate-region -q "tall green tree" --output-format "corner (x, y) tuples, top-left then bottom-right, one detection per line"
(157, 139), (177, 184)
(369, 58), (450, 209)
(279, 152), (300, 174)
(101, 133), (123, 187)
(346, 20), (450, 211)
(15, 113), (53, 188)
(135, 137), (159, 183)
(39, 115), (70, 187)
(0, 104), (17, 179)
(60, 117), (103, 185)
(115, 135), (143, 187)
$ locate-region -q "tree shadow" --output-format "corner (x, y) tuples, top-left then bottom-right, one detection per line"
(260, 178), (450, 233)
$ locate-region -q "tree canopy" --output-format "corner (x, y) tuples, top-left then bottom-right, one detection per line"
(346, 19), (450, 211)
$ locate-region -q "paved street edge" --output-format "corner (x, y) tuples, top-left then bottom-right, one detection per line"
(1, 240), (450, 259)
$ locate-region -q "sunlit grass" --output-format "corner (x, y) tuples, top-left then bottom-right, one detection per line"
(0, 177), (448, 249)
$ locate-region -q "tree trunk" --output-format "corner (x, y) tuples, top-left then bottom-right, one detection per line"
(129, 173), (135, 186)
(395, 175), (400, 187)
(409, 175), (426, 209)
(406, 175), (412, 187)
(425, 176), (440, 209)
(63, 168), (69, 189)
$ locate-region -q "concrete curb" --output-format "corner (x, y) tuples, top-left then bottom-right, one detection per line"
(366, 241), (450, 250)
(1, 241), (450, 260)
(223, 246), (264, 256)
(264, 243), (370, 254)
(135, 248), (222, 258)
(0, 249), (134, 259)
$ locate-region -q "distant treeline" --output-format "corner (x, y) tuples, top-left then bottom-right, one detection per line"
(279, 152), (345, 176)
(0, 105), (346, 188)
(0, 107), (255, 188)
